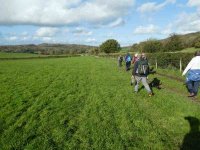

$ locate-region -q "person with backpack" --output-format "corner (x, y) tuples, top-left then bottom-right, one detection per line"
(125, 53), (132, 71)
(182, 51), (200, 98)
(118, 55), (123, 67)
(132, 53), (153, 97)
(131, 53), (140, 85)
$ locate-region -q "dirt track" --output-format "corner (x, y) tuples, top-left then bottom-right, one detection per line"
(156, 72), (184, 82)
(155, 72), (200, 102)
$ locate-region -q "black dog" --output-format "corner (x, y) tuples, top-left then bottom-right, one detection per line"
(149, 78), (162, 89)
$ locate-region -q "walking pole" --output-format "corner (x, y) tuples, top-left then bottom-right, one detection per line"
(155, 58), (158, 69)
(180, 58), (182, 72)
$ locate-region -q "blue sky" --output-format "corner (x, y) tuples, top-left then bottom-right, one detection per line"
(0, 0), (200, 46)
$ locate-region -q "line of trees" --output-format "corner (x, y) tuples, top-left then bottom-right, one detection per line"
(92, 32), (200, 54)
(89, 33), (200, 55)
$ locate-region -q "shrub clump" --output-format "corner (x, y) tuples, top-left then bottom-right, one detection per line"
(99, 39), (121, 54)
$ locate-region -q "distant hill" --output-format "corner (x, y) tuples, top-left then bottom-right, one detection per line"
(159, 31), (200, 45)
(126, 31), (200, 52)
(0, 44), (97, 55)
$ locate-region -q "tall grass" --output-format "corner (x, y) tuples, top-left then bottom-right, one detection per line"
(0, 52), (40, 58)
(0, 57), (200, 149)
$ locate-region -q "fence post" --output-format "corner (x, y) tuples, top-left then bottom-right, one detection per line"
(155, 58), (158, 69)
(180, 58), (182, 72)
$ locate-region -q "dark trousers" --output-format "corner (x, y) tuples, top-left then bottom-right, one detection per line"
(118, 61), (122, 67)
(126, 61), (131, 71)
(187, 80), (200, 96)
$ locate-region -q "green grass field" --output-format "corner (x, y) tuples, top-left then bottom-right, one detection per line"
(0, 56), (200, 149)
(180, 47), (200, 53)
(0, 52), (41, 58)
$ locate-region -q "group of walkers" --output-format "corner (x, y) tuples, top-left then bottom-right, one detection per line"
(118, 51), (200, 98)
(118, 52), (153, 97)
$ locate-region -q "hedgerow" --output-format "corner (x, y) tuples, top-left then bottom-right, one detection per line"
(146, 53), (194, 69)
(98, 52), (195, 69)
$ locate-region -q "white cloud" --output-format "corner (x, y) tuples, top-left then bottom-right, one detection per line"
(160, 0), (200, 35)
(6, 36), (18, 41)
(21, 36), (31, 41)
(104, 32), (115, 38)
(133, 24), (159, 34)
(35, 27), (59, 37)
(85, 38), (96, 43)
(21, 32), (28, 36)
(108, 18), (125, 27)
(137, 0), (176, 13)
(187, 0), (200, 7)
(63, 28), (69, 33)
(174, 12), (200, 34)
(161, 28), (172, 35)
(42, 37), (54, 42)
(73, 27), (92, 36)
(95, 17), (125, 28)
(0, 0), (134, 26)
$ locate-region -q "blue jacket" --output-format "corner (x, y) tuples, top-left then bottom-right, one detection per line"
(125, 54), (131, 62)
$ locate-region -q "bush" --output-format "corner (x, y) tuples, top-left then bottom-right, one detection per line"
(142, 39), (163, 53)
(164, 33), (183, 52)
(99, 39), (121, 54)
(89, 48), (100, 55)
(194, 41), (200, 48)
(130, 43), (142, 52)
(192, 35), (200, 47)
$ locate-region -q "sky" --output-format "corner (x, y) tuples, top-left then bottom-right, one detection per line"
(0, 0), (200, 46)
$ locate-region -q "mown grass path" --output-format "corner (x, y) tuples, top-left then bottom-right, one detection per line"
(0, 57), (200, 149)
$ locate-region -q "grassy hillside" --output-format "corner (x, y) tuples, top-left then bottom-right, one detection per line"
(121, 47), (131, 52)
(0, 57), (200, 149)
(127, 31), (200, 52)
(160, 32), (200, 44)
(180, 47), (200, 53)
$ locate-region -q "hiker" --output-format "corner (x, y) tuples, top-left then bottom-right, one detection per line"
(125, 53), (132, 71)
(118, 55), (123, 67)
(131, 53), (139, 64)
(132, 53), (153, 96)
(131, 53), (140, 85)
(182, 51), (200, 98)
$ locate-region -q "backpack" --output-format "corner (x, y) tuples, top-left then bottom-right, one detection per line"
(137, 59), (149, 75)
(126, 56), (131, 62)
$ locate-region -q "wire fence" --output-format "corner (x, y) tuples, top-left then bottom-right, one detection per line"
(148, 58), (183, 72)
